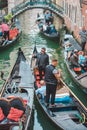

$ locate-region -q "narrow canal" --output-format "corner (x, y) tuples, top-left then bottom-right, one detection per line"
(0, 8), (87, 130)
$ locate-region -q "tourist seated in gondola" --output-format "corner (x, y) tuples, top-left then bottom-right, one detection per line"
(0, 21), (9, 40)
(44, 23), (51, 34)
(43, 24), (47, 32)
(38, 21), (43, 31)
(49, 24), (57, 34)
(44, 22), (57, 34)
(78, 51), (87, 72)
(36, 80), (46, 100)
(70, 49), (81, 72)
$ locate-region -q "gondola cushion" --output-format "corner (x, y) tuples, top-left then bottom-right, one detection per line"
(0, 107), (5, 121)
(73, 67), (81, 72)
(7, 107), (24, 122)
(23, 99), (28, 106)
(54, 96), (72, 103)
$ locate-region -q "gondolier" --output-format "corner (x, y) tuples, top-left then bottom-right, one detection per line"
(33, 47), (49, 80)
(45, 59), (61, 107)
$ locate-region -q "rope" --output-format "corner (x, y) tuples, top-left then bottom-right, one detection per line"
(81, 113), (86, 124)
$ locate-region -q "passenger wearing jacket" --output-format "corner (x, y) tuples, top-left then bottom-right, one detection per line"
(0, 21), (9, 40)
(33, 47), (49, 80)
(70, 49), (80, 68)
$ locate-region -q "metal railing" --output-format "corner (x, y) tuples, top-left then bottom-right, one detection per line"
(11, 1), (64, 18)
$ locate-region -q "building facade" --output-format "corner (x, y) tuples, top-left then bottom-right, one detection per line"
(64, 0), (82, 39)
(52, 0), (87, 41)
(81, 0), (87, 29)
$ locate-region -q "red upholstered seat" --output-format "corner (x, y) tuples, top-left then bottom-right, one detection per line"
(0, 107), (5, 122)
(73, 67), (81, 72)
(7, 107), (24, 122)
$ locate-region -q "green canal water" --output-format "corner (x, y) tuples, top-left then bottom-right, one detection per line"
(0, 8), (87, 130)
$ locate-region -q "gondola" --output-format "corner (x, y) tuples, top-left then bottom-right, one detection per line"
(63, 34), (87, 94)
(31, 45), (87, 130)
(0, 21), (21, 51)
(0, 48), (34, 130)
(36, 16), (59, 40)
(40, 30), (59, 40)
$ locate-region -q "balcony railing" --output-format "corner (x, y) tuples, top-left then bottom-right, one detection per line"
(11, 1), (64, 17)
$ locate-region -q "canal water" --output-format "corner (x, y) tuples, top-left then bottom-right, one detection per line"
(0, 8), (87, 130)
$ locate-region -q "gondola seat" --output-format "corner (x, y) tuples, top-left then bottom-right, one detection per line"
(7, 107), (24, 122)
(0, 107), (5, 122)
(7, 97), (26, 122)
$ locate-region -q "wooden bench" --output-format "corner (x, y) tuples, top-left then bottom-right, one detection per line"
(49, 103), (77, 112)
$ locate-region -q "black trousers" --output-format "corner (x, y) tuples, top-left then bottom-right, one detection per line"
(38, 66), (45, 80)
(46, 83), (57, 105)
(82, 41), (86, 51)
(3, 31), (9, 40)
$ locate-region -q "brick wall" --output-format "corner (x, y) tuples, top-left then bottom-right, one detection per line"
(64, 0), (82, 39)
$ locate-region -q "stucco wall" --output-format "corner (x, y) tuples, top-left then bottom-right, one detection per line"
(82, 3), (87, 29)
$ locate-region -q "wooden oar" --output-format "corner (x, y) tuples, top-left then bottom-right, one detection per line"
(60, 78), (87, 111)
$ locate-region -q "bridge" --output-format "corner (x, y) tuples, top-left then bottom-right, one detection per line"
(11, 1), (64, 19)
